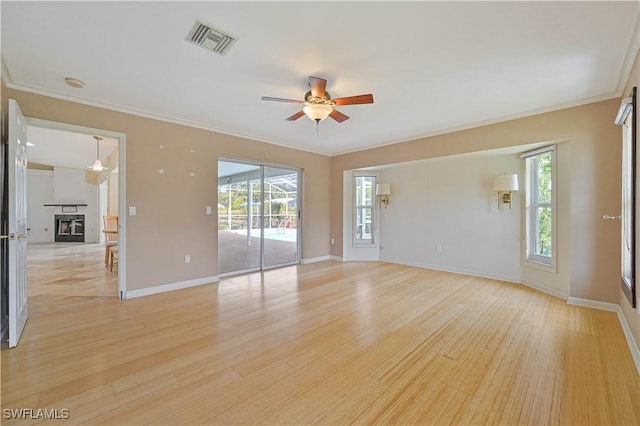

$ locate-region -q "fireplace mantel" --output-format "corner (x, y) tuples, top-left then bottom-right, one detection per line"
(44, 204), (88, 213)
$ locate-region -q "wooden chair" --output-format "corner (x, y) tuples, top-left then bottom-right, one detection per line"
(103, 215), (118, 267)
(109, 246), (119, 272)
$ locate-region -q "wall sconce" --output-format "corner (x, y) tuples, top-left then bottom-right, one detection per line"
(376, 183), (391, 208)
(493, 174), (519, 210)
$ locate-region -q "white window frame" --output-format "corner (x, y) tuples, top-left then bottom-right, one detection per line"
(617, 89), (636, 308)
(622, 113), (633, 288)
(523, 146), (556, 269)
(353, 173), (376, 246)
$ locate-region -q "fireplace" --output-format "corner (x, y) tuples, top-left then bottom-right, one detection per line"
(55, 215), (85, 243)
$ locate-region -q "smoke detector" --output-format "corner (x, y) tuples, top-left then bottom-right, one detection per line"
(186, 21), (237, 56)
(65, 77), (85, 88)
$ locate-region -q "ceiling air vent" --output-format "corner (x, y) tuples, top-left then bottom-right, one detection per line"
(186, 21), (237, 56)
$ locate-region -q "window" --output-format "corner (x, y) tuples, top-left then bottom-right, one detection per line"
(524, 147), (555, 266)
(618, 87), (636, 308)
(622, 112), (633, 288)
(354, 174), (375, 245)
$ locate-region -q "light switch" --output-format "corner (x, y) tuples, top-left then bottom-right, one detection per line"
(128, 206), (137, 216)
(206, 206), (212, 215)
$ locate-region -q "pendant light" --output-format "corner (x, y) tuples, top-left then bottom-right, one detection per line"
(87, 136), (108, 171)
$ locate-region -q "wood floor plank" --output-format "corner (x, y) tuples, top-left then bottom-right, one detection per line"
(1, 243), (638, 425)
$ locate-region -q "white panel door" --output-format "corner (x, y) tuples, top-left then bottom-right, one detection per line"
(8, 99), (29, 348)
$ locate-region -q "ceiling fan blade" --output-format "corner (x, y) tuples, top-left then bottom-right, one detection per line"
(329, 109), (350, 123)
(309, 76), (327, 98)
(285, 110), (306, 121)
(261, 96), (303, 104)
(332, 94), (374, 106)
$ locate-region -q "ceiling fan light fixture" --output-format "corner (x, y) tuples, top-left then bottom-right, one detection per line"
(262, 76), (373, 126)
(303, 104), (332, 122)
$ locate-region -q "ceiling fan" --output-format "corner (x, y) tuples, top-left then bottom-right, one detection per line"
(261, 76), (374, 127)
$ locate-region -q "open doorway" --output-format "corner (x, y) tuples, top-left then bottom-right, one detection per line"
(24, 118), (126, 310)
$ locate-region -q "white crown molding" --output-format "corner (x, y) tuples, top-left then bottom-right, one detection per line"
(2, 78), (332, 158)
(617, 13), (640, 96)
(331, 92), (625, 156)
(1, 57), (13, 84)
(3, 66), (626, 159)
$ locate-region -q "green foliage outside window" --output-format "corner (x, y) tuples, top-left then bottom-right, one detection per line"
(535, 152), (552, 257)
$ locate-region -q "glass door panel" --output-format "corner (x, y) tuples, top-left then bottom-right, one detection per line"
(263, 166), (299, 268)
(218, 161), (261, 275)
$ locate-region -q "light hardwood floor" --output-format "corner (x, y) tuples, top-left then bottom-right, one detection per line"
(25, 243), (118, 315)
(1, 254), (639, 425)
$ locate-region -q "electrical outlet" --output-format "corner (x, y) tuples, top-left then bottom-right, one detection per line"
(331, 238), (335, 245)
(436, 244), (443, 253)
(184, 254), (191, 264)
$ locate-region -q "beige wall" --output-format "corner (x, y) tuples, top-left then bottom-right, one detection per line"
(376, 152), (523, 283)
(331, 99), (622, 304)
(2, 87), (330, 291)
(622, 48), (640, 351)
(1, 58), (634, 315)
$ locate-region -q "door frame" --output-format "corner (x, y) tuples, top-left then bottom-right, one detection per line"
(218, 157), (302, 276)
(26, 117), (127, 298)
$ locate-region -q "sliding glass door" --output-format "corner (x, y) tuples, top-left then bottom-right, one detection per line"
(218, 159), (300, 275)
(263, 166), (299, 268)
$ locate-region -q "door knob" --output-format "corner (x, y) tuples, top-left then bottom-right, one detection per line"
(602, 215), (622, 220)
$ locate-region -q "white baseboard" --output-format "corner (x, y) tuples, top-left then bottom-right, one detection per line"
(566, 297), (619, 312)
(125, 275), (219, 299)
(616, 307), (640, 375)
(329, 255), (343, 262)
(567, 296), (640, 375)
(521, 279), (568, 300)
(379, 257), (520, 284)
(300, 255), (331, 264)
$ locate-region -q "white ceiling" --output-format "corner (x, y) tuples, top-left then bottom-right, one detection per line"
(2, 2), (639, 156)
(26, 125), (118, 171)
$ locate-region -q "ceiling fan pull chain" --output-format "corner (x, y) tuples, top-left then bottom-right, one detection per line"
(316, 120), (320, 136)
